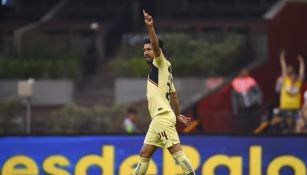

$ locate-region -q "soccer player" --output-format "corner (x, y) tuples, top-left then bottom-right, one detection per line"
(133, 10), (195, 175)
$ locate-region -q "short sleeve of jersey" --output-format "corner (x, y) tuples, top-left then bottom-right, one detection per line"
(153, 51), (176, 94)
(153, 50), (166, 66)
(170, 79), (176, 93)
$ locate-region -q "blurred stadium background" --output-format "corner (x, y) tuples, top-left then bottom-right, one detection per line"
(0, 0), (307, 175)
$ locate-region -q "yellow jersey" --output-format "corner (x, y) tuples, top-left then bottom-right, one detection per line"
(280, 76), (302, 109)
(147, 51), (176, 118)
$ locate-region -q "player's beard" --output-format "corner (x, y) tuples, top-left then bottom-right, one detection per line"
(145, 57), (153, 64)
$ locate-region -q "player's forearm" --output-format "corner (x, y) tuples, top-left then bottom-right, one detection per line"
(300, 63), (305, 79)
(146, 25), (161, 57)
(280, 52), (287, 77)
(170, 93), (181, 117)
(299, 56), (305, 79)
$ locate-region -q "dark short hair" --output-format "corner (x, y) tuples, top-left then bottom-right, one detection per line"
(143, 38), (164, 49)
(126, 107), (138, 114)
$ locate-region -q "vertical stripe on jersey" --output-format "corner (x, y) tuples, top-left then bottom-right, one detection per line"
(148, 64), (158, 86)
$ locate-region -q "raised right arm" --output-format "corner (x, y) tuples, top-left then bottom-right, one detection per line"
(280, 50), (287, 78)
(143, 10), (161, 58)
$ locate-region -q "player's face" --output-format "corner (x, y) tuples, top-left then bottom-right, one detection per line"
(143, 43), (154, 64)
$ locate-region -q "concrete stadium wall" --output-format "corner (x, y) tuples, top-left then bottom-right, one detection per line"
(115, 78), (224, 109)
(0, 80), (74, 106)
